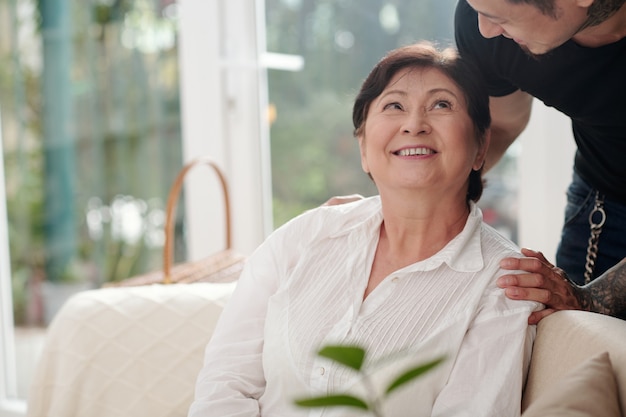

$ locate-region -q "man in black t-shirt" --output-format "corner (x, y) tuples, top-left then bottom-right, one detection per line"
(454, 0), (626, 322)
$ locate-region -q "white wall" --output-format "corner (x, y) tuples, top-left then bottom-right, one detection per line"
(518, 99), (576, 261)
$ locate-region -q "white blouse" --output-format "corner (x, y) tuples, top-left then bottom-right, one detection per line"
(188, 197), (542, 417)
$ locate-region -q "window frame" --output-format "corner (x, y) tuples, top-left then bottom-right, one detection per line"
(1, 107), (26, 416)
(177, 0), (272, 260)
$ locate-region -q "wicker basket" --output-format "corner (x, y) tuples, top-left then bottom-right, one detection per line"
(107, 156), (246, 287)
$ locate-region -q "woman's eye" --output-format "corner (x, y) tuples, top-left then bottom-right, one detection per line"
(384, 102), (403, 111)
(433, 100), (452, 110)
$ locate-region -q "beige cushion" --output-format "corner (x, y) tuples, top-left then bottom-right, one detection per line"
(27, 282), (236, 417)
(522, 310), (626, 412)
(522, 352), (621, 417)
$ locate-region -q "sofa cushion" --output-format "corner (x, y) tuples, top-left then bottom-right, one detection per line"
(521, 351), (621, 417)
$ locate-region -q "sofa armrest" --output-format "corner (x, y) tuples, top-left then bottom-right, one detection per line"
(522, 310), (626, 411)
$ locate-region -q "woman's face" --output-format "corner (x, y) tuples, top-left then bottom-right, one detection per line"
(358, 67), (488, 200)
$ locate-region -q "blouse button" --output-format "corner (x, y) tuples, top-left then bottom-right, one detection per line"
(319, 367), (325, 376)
(391, 276), (399, 283)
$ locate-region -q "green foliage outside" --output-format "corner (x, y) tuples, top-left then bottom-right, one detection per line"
(1, 0), (183, 324)
(270, 90), (377, 224)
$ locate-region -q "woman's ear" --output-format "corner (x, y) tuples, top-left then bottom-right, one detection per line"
(473, 129), (491, 171)
(358, 134), (370, 173)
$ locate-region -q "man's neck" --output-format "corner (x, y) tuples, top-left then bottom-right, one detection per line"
(573, 2), (626, 47)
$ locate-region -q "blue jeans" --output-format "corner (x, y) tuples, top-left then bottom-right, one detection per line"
(555, 172), (626, 285)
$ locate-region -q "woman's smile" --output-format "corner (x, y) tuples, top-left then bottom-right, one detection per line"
(393, 146), (436, 157)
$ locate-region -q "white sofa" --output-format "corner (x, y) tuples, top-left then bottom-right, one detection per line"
(26, 282), (626, 416)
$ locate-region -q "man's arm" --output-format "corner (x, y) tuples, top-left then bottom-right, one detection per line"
(580, 259), (626, 319)
(498, 248), (626, 323)
(484, 90), (533, 171)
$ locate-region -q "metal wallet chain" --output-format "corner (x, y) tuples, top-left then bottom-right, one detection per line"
(584, 191), (606, 284)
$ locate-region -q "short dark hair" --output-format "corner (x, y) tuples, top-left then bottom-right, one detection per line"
(352, 41), (490, 203)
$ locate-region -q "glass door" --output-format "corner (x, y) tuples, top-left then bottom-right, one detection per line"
(0, 0), (184, 408)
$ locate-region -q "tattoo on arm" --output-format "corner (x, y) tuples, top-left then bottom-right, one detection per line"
(579, 258), (626, 319)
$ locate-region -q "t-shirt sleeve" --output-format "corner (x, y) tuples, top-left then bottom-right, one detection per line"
(454, 0), (519, 97)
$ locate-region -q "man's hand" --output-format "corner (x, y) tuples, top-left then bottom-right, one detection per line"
(322, 194), (364, 206)
(497, 248), (582, 325)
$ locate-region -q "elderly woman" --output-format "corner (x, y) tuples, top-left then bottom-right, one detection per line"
(188, 42), (541, 417)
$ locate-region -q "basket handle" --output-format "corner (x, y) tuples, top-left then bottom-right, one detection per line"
(163, 156), (232, 284)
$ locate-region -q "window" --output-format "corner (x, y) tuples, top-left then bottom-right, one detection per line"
(1, 0), (190, 412)
(1, 2), (270, 413)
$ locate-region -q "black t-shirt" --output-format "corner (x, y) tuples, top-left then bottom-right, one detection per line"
(455, 0), (626, 203)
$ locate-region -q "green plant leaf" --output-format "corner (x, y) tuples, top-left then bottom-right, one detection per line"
(294, 394), (369, 410)
(318, 345), (366, 371)
(385, 356), (446, 396)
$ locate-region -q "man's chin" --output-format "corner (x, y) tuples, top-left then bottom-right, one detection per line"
(519, 44), (550, 60)
(520, 44), (539, 59)
(516, 37), (571, 58)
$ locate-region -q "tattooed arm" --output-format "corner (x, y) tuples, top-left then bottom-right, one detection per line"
(576, 257), (626, 320)
(497, 249), (626, 324)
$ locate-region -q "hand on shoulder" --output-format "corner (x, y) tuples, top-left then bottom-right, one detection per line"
(497, 248), (582, 325)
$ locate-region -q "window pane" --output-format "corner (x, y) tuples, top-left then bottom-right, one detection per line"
(265, 0), (518, 243)
(0, 0), (183, 399)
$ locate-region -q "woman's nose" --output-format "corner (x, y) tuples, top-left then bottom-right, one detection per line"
(477, 15), (504, 39)
(402, 114), (430, 136)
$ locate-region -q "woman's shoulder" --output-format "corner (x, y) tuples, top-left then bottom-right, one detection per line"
(479, 220), (521, 257)
(287, 195), (380, 228)
(477, 224), (543, 315)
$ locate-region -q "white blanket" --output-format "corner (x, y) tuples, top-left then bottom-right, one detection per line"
(27, 282), (236, 417)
